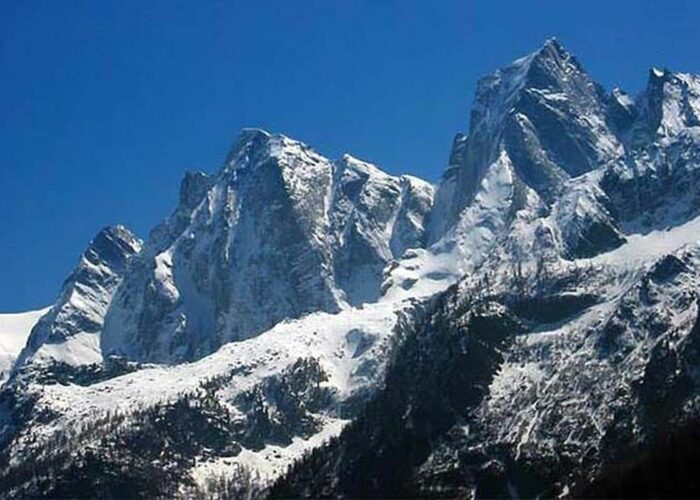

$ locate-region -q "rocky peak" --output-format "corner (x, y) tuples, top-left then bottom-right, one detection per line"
(221, 128), (328, 182)
(469, 38), (593, 140)
(523, 38), (587, 90)
(632, 68), (700, 143)
(100, 129), (433, 363)
(13, 225), (142, 373)
(431, 39), (622, 244)
(82, 225), (142, 274)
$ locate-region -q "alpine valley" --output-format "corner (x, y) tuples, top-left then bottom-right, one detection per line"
(2, 39), (700, 498)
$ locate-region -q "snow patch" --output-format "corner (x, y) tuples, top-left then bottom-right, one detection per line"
(0, 307), (50, 383)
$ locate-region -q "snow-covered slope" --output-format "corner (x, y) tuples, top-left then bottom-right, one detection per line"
(275, 224), (700, 497)
(0, 259), (447, 497)
(0, 308), (50, 385)
(6, 299), (416, 487)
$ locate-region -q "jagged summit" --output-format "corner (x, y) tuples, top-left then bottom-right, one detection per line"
(12, 225), (142, 375)
(539, 36), (565, 54)
(83, 225), (141, 272)
(220, 127), (327, 179)
(429, 38), (622, 245)
(530, 37), (580, 70)
(99, 128), (434, 363)
(227, 126), (271, 153)
(630, 66), (700, 141)
(469, 38), (583, 132)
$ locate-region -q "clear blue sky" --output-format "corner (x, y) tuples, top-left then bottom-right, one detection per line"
(2, 0), (699, 311)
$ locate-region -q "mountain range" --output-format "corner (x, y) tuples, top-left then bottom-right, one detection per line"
(2, 38), (700, 497)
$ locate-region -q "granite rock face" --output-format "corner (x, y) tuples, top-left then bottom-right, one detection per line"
(100, 130), (434, 363)
(430, 39), (622, 242)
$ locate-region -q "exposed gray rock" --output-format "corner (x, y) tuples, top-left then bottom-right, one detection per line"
(431, 38), (622, 243)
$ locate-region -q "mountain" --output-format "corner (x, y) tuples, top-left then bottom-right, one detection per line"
(101, 130), (434, 364)
(10, 225), (142, 381)
(273, 40), (700, 497)
(0, 130), (439, 498)
(3, 38), (700, 498)
(602, 68), (700, 225)
(428, 38), (622, 241)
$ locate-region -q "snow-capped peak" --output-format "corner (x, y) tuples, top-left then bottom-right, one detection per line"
(633, 67), (700, 141)
(430, 39), (622, 244)
(12, 225), (142, 376)
(98, 129), (434, 364)
(469, 37), (581, 137)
